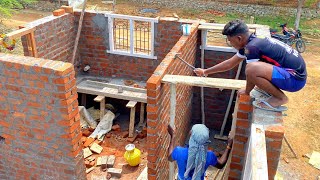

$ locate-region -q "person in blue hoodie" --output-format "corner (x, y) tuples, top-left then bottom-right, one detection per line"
(168, 124), (232, 180)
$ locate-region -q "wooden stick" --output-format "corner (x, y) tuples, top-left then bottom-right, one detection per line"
(169, 83), (176, 180)
(218, 61), (243, 137)
(30, 31), (38, 58)
(71, 0), (87, 64)
(284, 135), (298, 158)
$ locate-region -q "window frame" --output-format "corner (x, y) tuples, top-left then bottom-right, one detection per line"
(106, 14), (158, 59)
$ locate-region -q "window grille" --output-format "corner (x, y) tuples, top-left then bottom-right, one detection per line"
(107, 14), (158, 59)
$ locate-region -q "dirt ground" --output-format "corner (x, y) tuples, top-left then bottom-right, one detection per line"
(1, 1), (319, 179)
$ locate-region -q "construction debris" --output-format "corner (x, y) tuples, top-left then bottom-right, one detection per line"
(303, 153), (312, 159)
(90, 110), (115, 140)
(107, 155), (116, 168)
(127, 133), (138, 143)
(111, 124), (121, 131)
(90, 143), (103, 154)
(101, 156), (108, 171)
(79, 106), (97, 128)
(107, 168), (122, 178)
(61, 5), (74, 13)
(309, 151), (320, 170)
(83, 147), (93, 158)
(85, 160), (95, 168)
(87, 107), (100, 121)
(86, 167), (95, 174)
(84, 137), (95, 147)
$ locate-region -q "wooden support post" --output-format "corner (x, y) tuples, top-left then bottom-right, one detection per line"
(29, 31), (38, 58)
(169, 83), (176, 180)
(94, 95), (106, 120)
(139, 103), (145, 125)
(126, 101), (137, 138)
(81, 93), (87, 107)
(26, 34), (33, 56)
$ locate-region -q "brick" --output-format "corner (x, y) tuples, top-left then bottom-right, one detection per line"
(82, 129), (91, 137)
(239, 94), (251, 103)
(107, 155), (115, 168)
(121, 131), (129, 138)
(111, 124), (121, 131)
(238, 103), (253, 112)
(127, 134), (137, 143)
(83, 137), (95, 147)
(236, 119), (249, 128)
(61, 5), (73, 13)
(83, 148), (92, 158)
(53, 9), (65, 16)
(90, 143), (103, 154)
(107, 168), (122, 178)
(265, 125), (285, 139)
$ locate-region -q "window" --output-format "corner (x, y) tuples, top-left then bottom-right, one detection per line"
(107, 14), (158, 59)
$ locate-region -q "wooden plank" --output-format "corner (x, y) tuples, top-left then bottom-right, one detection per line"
(243, 124), (268, 180)
(126, 101), (137, 108)
(5, 27), (36, 41)
(77, 81), (147, 103)
(26, 34), (33, 57)
(94, 95), (105, 102)
(169, 83), (176, 180)
(85, 80), (146, 93)
(162, 75), (246, 90)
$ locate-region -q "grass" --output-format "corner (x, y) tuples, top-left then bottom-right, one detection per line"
(197, 11), (320, 37)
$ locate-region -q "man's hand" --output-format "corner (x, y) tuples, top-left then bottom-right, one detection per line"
(194, 68), (207, 77)
(167, 124), (175, 136)
(237, 88), (249, 96)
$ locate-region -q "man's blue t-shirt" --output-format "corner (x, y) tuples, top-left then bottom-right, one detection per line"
(171, 146), (218, 180)
(237, 34), (307, 80)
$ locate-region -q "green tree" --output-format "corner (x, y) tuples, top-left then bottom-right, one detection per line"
(0, 0), (36, 18)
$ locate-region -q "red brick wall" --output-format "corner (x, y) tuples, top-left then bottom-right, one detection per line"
(228, 94), (253, 178)
(192, 50), (246, 131)
(21, 14), (76, 62)
(0, 53), (85, 179)
(74, 11), (183, 81)
(228, 94), (284, 179)
(146, 22), (200, 180)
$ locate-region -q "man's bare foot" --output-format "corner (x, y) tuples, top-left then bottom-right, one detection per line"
(267, 95), (288, 107)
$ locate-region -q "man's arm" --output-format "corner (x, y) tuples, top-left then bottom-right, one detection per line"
(194, 54), (245, 77)
(167, 124), (175, 162)
(215, 138), (233, 169)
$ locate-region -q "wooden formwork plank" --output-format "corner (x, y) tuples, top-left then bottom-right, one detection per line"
(162, 75), (246, 90)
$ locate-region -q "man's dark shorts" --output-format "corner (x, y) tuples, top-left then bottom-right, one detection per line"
(271, 66), (306, 92)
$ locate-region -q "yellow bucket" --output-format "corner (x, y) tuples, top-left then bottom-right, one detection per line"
(124, 144), (141, 166)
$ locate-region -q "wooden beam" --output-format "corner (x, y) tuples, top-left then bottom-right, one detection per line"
(5, 27), (36, 41)
(162, 75), (246, 90)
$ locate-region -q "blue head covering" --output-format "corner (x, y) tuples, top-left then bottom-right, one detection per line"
(184, 124), (210, 180)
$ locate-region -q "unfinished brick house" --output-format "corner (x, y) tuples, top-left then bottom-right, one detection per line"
(0, 8), (285, 180)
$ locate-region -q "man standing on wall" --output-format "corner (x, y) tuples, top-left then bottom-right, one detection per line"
(168, 124), (232, 180)
(194, 19), (307, 111)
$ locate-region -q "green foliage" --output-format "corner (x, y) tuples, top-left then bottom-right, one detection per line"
(0, 0), (36, 18)
(304, 0), (318, 8)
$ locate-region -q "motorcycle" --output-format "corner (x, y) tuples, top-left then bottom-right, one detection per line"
(270, 23), (306, 53)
